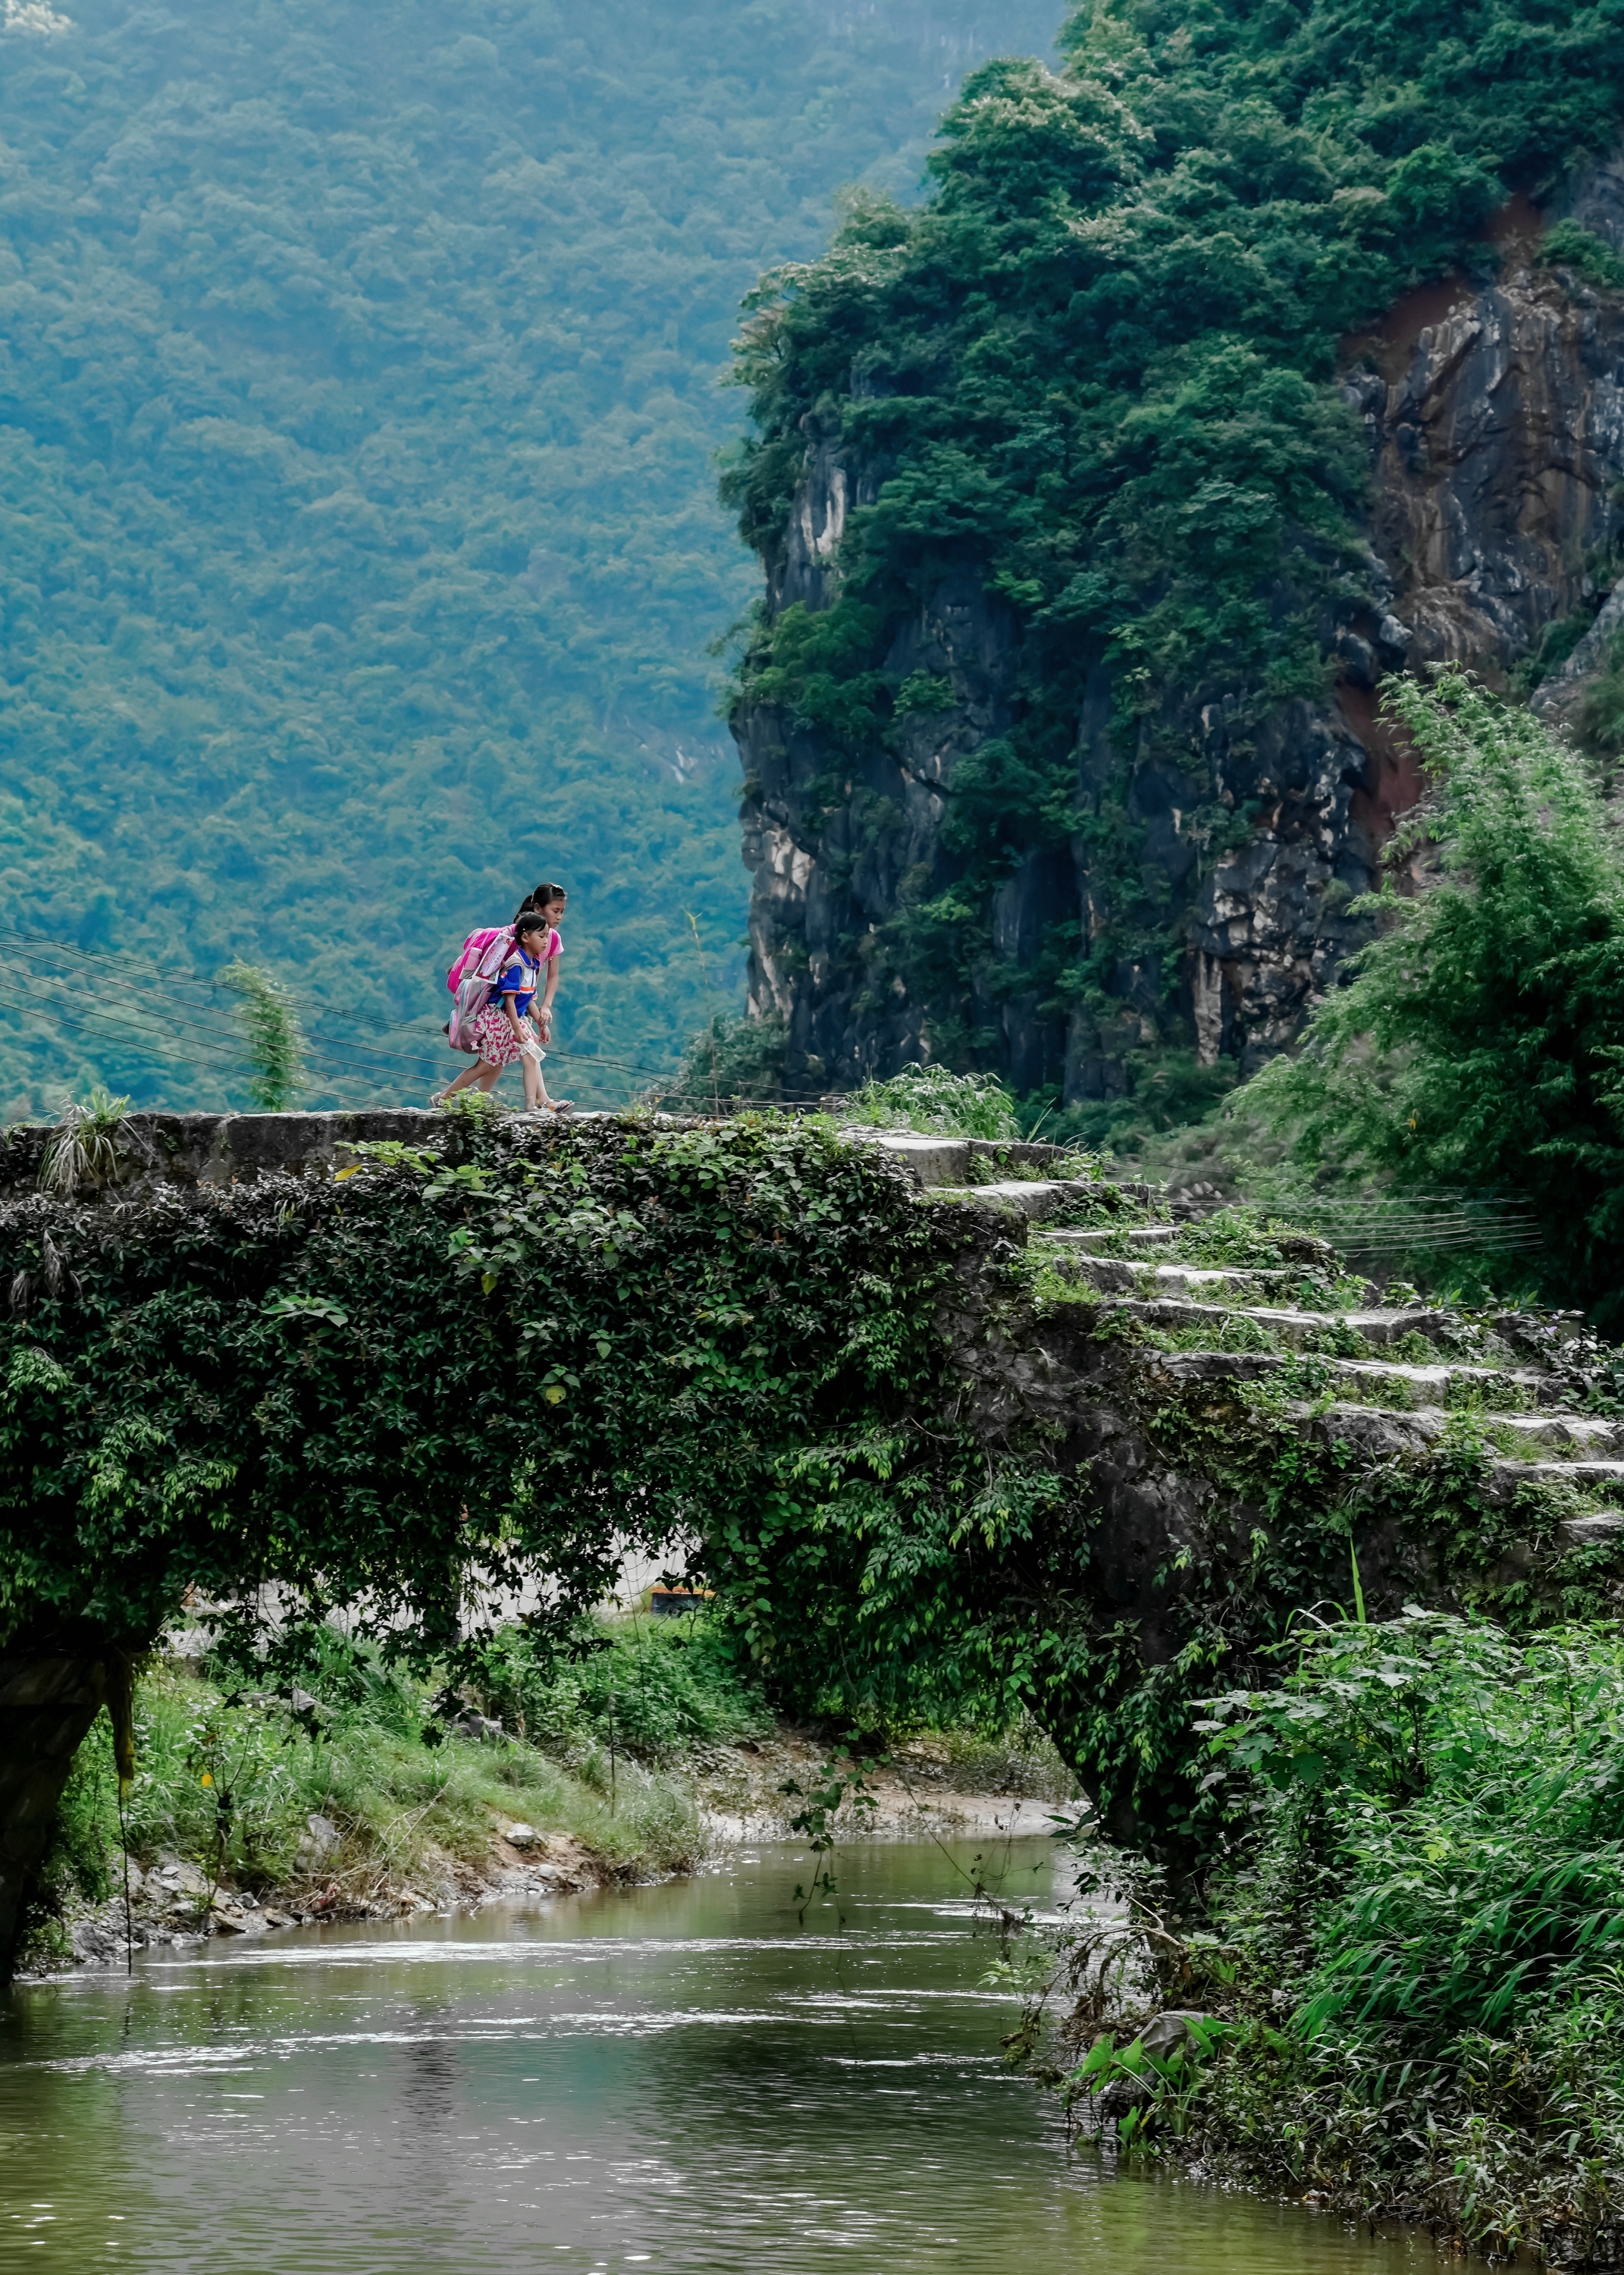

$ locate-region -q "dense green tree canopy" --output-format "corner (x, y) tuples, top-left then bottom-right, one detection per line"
(0, 0), (1059, 1118)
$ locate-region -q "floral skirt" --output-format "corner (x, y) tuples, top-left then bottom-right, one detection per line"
(469, 1006), (542, 1069)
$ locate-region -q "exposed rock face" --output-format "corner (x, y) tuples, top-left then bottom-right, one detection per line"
(1359, 201), (1624, 683)
(735, 177), (1624, 1101)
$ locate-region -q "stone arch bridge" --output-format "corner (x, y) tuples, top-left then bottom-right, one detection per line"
(0, 1109), (1617, 1981)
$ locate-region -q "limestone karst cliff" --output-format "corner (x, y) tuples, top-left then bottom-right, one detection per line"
(731, 152), (1624, 1110)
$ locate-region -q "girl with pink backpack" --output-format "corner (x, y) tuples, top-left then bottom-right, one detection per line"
(433, 886), (571, 1113)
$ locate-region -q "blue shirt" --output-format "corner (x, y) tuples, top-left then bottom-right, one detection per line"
(495, 947), (542, 1018)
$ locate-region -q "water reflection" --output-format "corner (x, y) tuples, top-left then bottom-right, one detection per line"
(0, 1839), (1437, 2273)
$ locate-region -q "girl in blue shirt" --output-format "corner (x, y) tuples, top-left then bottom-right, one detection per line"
(436, 910), (571, 1114)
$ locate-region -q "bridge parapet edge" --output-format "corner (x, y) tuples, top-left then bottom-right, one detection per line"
(0, 1109), (453, 1201)
(0, 1110), (1146, 1210)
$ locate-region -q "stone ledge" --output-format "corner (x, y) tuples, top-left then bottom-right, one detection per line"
(0, 1109), (448, 1200)
(0, 1109), (1095, 1206)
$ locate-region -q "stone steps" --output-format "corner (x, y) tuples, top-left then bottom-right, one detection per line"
(1489, 1458), (1624, 1489)
(967, 1178), (1101, 1219)
(1053, 1255), (1325, 1301)
(1559, 1511), (1624, 1545)
(1152, 1348), (1567, 1407)
(864, 1134), (1156, 1213)
(1080, 1295), (1451, 1352)
(896, 1150), (1624, 1585)
(1479, 1412), (1622, 1452)
(1042, 1225), (1177, 1250)
(1287, 1402), (1624, 1456)
(864, 1134), (1045, 1190)
(915, 1163), (1598, 1463)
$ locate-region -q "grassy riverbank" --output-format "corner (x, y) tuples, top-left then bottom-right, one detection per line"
(22, 1616), (757, 1965)
(24, 1612), (1071, 1969)
(1042, 1613), (1624, 2266)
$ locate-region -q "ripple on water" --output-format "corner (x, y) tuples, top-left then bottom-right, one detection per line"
(0, 1838), (1445, 2275)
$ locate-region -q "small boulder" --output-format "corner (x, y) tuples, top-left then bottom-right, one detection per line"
(1137, 2010), (1212, 2060)
(1560, 1511), (1624, 1548)
(71, 1919), (121, 1965)
(294, 1812), (341, 1872)
(503, 1823), (540, 1849)
(155, 1859), (208, 1898)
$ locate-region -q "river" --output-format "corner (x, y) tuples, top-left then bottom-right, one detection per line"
(0, 1834), (1438, 2272)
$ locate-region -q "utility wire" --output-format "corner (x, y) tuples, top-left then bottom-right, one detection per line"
(0, 980), (260, 1081)
(0, 918), (740, 1090)
(0, 927), (452, 1075)
(0, 960), (834, 1114)
(0, 956), (354, 1068)
(0, 915), (841, 1101)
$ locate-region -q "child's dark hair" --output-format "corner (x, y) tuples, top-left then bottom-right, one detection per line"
(513, 908), (552, 942)
(519, 881), (567, 915)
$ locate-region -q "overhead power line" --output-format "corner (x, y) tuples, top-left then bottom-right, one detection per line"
(0, 922), (837, 1110)
(1, 916), (841, 1096)
(0, 977), (259, 1083)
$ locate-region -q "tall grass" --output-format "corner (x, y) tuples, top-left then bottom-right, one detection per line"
(851, 1062), (1020, 1140)
(473, 1610), (773, 1766)
(37, 1085), (135, 1198)
(221, 959), (307, 1112)
(26, 1626), (710, 1956)
(1044, 1613), (1624, 2262)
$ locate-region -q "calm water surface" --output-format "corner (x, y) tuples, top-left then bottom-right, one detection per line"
(0, 1836), (1437, 2273)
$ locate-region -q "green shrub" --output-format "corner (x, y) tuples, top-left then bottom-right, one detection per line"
(1580, 626), (1624, 757)
(852, 1062), (1019, 1139)
(1047, 1612), (1624, 2259)
(655, 1014), (790, 1114)
(32, 1715), (118, 1914)
(475, 1612), (773, 1767)
(1023, 1052), (1240, 1154)
(1539, 218), (1624, 291)
(1509, 600), (1606, 696)
(1251, 670), (1624, 1329)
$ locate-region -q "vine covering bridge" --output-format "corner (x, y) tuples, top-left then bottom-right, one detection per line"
(1, 1106), (1618, 1982)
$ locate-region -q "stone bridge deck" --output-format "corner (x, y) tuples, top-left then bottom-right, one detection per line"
(0, 1109), (1108, 1201)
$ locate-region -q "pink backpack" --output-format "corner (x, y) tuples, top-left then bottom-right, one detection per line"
(447, 926), (508, 994)
(446, 927), (513, 1053)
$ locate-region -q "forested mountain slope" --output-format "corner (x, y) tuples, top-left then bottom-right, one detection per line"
(0, 0), (1058, 1116)
(726, 0), (1624, 1128)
